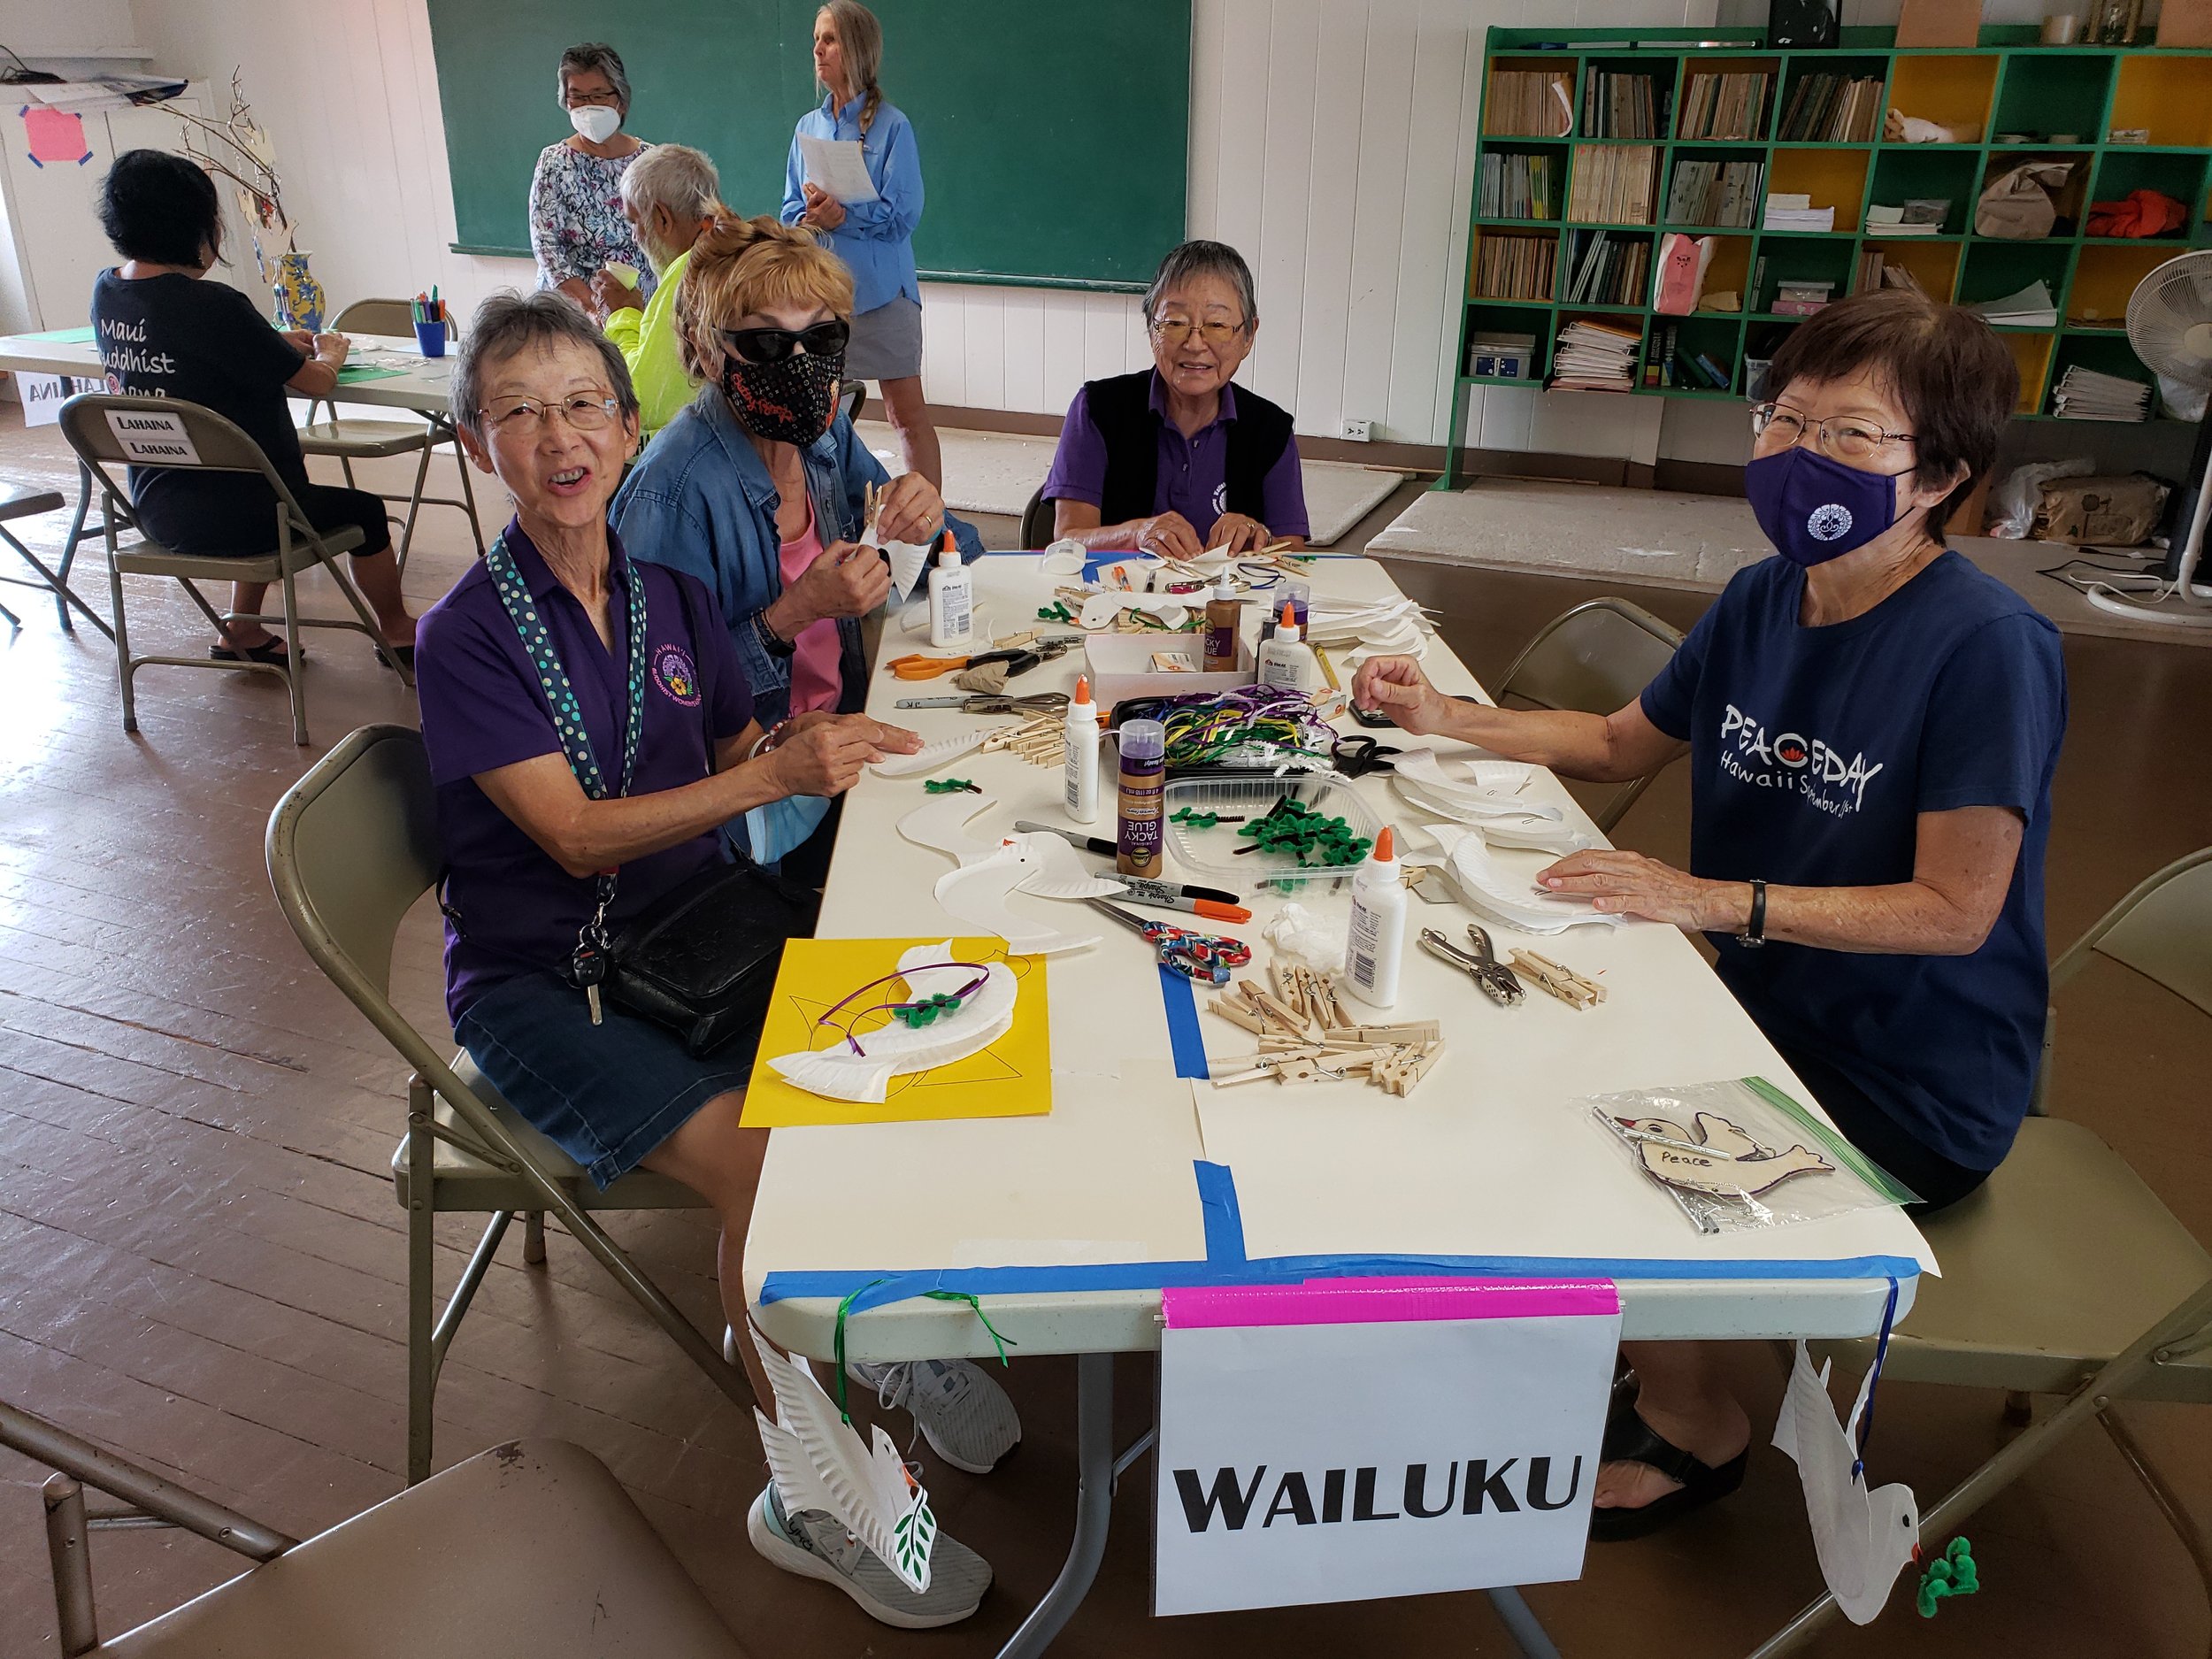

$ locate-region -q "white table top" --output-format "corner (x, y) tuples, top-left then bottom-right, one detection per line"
(745, 554), (1934, 1363)
(0, 330), (454, 415)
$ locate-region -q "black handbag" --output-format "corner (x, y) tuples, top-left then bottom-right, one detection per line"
(603, 856), (819, 1057)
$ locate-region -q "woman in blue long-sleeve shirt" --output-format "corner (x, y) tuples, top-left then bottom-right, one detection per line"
(781, 2), (941, 488)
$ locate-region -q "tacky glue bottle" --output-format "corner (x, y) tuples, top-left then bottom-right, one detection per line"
(926, 530), (972, 649)
(1116, 718), (1166, 877)
(1202, 574), (1241, 673)
(1064, 674), (1102, 824)
(1256, 599), (1318, 693)
(1346, 826), (1406, 1008)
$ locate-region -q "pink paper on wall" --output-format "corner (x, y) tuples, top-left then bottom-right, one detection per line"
(1162, 1276), (1619, 1329)
(23, 107), (92, 167)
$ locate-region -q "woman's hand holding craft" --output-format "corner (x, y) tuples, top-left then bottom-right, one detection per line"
(873, 472), (943, 546)
(772, 538), (892, 634)
(768, 715), (920, 796)
(1352, 655), (1452, 735)
(1539, 849), (1748, 930)
(1206, 511), (1271, 555)
(1131, 511), (1202, 560)
(312, 332), (349, 365)
(590, 268), (641, 318)
(280, 328), (315, 353)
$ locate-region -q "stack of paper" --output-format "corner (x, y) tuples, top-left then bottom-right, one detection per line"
(1550, 320), (1641, 393)
(1773, 280), (1835, 318)
(2051, 365), (2152, 421)
(1762, 192), (1835, 233)
(1864, 204), (1942, 237)
(1968, 281), (2058, 327)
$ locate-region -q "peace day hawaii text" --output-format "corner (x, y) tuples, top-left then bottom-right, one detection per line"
(1717, 703), (1885, 817)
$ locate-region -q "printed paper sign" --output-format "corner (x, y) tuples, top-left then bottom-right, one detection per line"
(104, 408), (200, 465)
(19, 373), (77, 428)
(1154, 1278), (1620, 1616)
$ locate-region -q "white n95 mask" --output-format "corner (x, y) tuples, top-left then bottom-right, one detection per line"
(569, 105), (622, 143)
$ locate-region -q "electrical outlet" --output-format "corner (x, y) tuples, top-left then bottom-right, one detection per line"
(1340, 418), (1373, 442)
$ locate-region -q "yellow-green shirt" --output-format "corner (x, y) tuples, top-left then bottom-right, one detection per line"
(603, 247), (695, 438)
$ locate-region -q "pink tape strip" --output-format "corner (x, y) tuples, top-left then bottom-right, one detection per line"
(1162, 1276), (1620, 1330)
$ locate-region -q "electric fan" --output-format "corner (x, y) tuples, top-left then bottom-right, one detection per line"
(2091, 250), (2212, 626)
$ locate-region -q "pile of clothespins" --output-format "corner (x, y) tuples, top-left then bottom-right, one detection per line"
(980, 711), (1066, 766)
(1507, 948), (1607, 1011)
(1205, 962), (1444, 1097)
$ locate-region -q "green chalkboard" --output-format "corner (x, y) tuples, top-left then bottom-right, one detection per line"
(426, 0), (1190, 291)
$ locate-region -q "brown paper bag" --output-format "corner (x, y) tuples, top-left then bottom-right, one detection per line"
(2032, 472), (2170, 546)
(1975, 161), (2074, 239)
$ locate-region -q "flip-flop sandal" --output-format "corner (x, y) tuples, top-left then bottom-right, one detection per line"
(209, 638), (291, 665)
(1589, 1402), (1748, 1543)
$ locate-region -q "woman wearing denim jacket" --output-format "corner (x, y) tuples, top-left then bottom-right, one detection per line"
(611, 213), (980, 879)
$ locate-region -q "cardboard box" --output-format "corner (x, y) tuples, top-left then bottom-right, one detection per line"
(2032, 473), (2170, 547)
(1896, 0), (1983, 47)
(1083, 631), (1253, 711)
(2160, 0), (2212, 45)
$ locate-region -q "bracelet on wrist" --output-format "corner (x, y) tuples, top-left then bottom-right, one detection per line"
(748, 719), (791, 761)
(1741, 879), (1768, 949)
(753, 607), (796, 658)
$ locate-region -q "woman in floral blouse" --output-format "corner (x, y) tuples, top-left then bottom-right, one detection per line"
(528, 42), (656, 311)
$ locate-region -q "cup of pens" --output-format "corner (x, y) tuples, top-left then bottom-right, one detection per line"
(411, 292), (448, 358)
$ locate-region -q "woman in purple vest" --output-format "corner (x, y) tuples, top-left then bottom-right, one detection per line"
(1041, 240), (1310, 557)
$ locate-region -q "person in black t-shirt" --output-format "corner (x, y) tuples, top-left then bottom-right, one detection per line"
(89, 149), (416, 667)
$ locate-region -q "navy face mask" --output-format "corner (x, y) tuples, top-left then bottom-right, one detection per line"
(1744, 444), (1912, 568)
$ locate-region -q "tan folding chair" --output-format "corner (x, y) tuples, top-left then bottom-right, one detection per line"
(0, 481), (112, 638)
(265, 723), (753, 1485)
(1494, 597), (1683, 833)
(4, 1398), (743, 1656)
(58, 393), (408, 746)
(1756, 849), (2212, 1656)
(299, 298), (486, 572)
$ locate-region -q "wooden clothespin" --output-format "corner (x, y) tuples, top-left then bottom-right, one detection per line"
(1508, 949), (1606, 1011)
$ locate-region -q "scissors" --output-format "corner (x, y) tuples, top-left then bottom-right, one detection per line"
(885, 636), (1085, 681)
(1086, 898), (1251, 986)
(895, 691), (1071, 714)
(1419, 924), (1525, 1006)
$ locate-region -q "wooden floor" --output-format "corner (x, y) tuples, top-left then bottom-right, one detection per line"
(0, 409), (2207, 1657)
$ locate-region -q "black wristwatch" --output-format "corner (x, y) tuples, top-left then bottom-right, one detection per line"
(1741, 879), (1768, 949)
(752, 607), (796, 659)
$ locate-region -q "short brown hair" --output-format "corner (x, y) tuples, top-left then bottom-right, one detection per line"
(1763, 288), (2016, 536)
(675, 214), (856, 382)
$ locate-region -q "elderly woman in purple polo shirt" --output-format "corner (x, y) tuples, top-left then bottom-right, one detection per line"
(1041, 240), (1310, 557)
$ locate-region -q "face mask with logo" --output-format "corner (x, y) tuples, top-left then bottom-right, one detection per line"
(720, 348), (845, 446)
(569, 104), (623, 143)
(1744, 445), (1911, 569)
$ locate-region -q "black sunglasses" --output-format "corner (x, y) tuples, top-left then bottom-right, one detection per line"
(720, 319), (850, 365)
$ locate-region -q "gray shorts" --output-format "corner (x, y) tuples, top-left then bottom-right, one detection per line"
(846, 294), (923, 381)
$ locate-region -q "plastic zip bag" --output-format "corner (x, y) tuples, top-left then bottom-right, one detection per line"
(1579, 1075), (1916, 1234)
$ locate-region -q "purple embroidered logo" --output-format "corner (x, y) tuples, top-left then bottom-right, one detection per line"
(653, 643), (701, 707)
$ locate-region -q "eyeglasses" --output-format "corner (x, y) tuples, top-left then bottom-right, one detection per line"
(720, 320), (850, 365)
(1150, 316), (1249, 349)
(1750, 403), (1916, 460)
(483, 393), (623, 434)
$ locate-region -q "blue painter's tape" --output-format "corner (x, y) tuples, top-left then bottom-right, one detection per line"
(1194, 1160), (1246, 1263)
(760, 1252), (1924, 1310)
(1159, 964), (1208, 1079)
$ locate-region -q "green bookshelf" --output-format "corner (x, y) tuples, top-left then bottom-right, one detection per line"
(1443, 23), (2212, 488)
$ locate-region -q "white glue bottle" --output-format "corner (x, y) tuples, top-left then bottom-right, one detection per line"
(1064, 674), (1101, 823)
(926, 533), (972, 649)
(1256, 599), (1318, 693)
(1345, 826), (1407, 1009)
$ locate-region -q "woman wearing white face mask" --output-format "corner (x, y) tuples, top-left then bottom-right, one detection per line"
(528, 42), (655, 313)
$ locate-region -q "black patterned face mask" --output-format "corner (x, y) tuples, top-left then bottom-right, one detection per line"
(720, 348), (844, 445)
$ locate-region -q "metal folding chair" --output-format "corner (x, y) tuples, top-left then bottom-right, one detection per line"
(265, 723), (754, 1485)
(299, 298), (486, 572)
(0, 481), (112, 637)
(1494, 597), (1684, 833)
(1020, 484), (1053, 552)
(58, 393), (407, 745)
(3, 1398), (744, 1656)
(1757, 849), (2212, 1655)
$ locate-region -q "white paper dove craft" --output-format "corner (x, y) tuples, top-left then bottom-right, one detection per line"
(1772, 1340), (1920, 1624)
(768, 943), (1018, 1102)
(896, 793), (1002, 865)
(880, 539), (931, 604)
(871, 730), (987, 779)
(1392, 749), (1557, 818)
(1412, 822), (1620, 933)
(1011, 832), (1128, 901)
(750, 1324), (939, 1594)
(934, 845), (1102, 954)
(1394, 779), (1592, 855)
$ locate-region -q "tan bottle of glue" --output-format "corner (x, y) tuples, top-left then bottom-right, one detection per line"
(1256, 599), (1318, 693)
(1345, 826), (1406, 1008)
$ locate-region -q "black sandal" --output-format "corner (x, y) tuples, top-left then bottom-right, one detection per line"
(1589, 1399), (1748, 1542)
(210, 637), (290, 665)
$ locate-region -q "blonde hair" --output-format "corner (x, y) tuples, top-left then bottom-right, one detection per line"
(816, 1), (885, 134)
(676, 213), (856, 381)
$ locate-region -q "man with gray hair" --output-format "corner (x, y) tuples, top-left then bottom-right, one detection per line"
(594, 143), (725, 439)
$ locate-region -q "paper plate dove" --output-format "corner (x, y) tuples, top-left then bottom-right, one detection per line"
(1772, 1340), (1920, 1624)
(768, 941), (1018, 1102)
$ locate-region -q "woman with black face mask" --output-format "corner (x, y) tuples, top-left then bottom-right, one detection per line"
(611, 213), (982, 883)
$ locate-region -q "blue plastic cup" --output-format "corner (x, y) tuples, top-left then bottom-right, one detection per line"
(414, 319), (447, 358)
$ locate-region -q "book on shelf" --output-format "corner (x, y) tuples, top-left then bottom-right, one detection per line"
(1471, 233), (1559, 302)
(1561, 230), (1655, 306)
(1763, 202), (1836, 232)
(1581, 70), (1664, 138)
(1479, 151), (1555, 219)
(1550, 319), (1641, 392)
(1678, 71), (1770, 140)
(2050, 365), (2151, 421)
(1568, 144), (1659, 225)
(1467, 331), (1539, 380)
(1777, 73), (1885, 142)
(1663, 157), (1764, 228)
(1854, 248), (1886, 295)
(1485, 69), (1574, 137)
(1865, 200), (1947, 236)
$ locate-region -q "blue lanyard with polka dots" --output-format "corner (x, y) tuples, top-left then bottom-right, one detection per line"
(485, 530), (649, 1017)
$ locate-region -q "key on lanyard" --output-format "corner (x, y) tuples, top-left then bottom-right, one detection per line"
(572, 906), (612, 1025)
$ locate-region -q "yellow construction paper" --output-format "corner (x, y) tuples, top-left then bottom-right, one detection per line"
(740, 936), (1053, 1128)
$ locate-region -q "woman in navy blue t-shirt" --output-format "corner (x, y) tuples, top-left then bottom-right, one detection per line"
(1355, 288), (2064, 1542)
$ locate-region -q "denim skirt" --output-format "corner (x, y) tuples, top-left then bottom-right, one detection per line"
(456, 971), (754, 1189)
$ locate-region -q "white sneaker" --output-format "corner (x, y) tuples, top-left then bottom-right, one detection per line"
(849, 1358), (1022, 1475)
(746, 1484), (991, 1629)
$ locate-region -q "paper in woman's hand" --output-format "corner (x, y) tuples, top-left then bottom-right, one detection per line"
(799, 134), (879, 204)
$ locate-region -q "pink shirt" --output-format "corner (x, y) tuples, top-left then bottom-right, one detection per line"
(779, 504), (845, 716)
